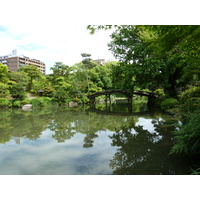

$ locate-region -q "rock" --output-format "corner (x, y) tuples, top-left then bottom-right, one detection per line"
(69, 101), (78, 107)
(22, 104), (33, 111)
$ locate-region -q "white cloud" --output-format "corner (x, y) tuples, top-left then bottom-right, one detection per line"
(0, 25), (116, 74)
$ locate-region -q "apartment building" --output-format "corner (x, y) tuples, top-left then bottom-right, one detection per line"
(93, 59), (106, 66)
(0, 50), (46, 74)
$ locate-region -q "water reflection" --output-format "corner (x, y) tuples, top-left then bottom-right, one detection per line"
(0, 105), (191, 175)
(109, 117), (184, 175)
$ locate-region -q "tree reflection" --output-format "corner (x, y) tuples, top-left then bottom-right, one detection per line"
(0, 106), (140, 147)
(47, 108), (78, 143)
(0, 108), (52, 144)
(51, 124), (76, 143)
(0, 110), (12, 144)
(109, 117), (184, 175)
(83, 133), (98, 148)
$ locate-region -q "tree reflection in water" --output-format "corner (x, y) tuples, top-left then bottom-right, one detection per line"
(0, 107), (52, 143)
(109, 116), (190, 175)
(0, 105), (191, 174)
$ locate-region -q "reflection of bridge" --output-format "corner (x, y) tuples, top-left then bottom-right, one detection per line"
(87, 89), (157, 106)
(88, 106), (150, 116)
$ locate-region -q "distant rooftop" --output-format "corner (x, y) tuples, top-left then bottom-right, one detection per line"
(0, 49), (44, 63)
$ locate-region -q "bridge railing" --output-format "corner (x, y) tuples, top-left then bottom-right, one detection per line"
(88, 89), (156, 98)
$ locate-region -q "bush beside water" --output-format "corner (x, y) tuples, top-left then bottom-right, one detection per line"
(0, 98), (11, 108)
(160, 98), (179, 111)
(170, 87), (200, 174)
(171, 114), (200, 156)
(30, 97), (52, 107)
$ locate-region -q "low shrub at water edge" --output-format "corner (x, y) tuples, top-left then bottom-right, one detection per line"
(0, 98), (11, 108)
(65, 98), (75, 104)
(13, 100), (22, 108)
(30, 97), (52, 107)
(22, 98), (31, 105)
(160, 98), (179, 111)
(170, 113), (200, 174)
(170, 114), (200, 156)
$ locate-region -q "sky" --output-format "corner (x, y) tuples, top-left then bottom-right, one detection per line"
(0, 25), (116, 74)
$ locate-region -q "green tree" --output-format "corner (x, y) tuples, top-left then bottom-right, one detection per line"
(8, 71), (30, 88)
(139, 25), (200, 59)
(70, 62), (89, 97)
(50, 62), (71, 81)
(139, 25), (200, 89)
(32, 76), (54, 96)
(81, 53), (97, 91)
(9, 83), (27, 100)
(89, 63), (113, 89)
(112, 26), (191, 96)
(88, 25), (200, 97)
(0, 82), (10, 98)
(0, 63), (9, 83)
(52, 77), (72, 104)
(18, 65), (42, 90)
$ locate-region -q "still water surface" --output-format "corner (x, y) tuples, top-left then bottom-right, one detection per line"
(0, 101), (191, 175)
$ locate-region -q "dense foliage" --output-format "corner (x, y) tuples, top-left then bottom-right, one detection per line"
(87, 25), (200, 173)
(160, 98), (179, 111)
(0, 57), (114, 107)
(171, 114), (200, 156)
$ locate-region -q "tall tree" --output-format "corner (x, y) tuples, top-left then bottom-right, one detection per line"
(50, 62), (71, 80)
(8, 71), (30, 87)
(18, 65), (42, 91)
(88, 25), (197, 97)
(81, 53), (96, 91)
(0, 63), (9, 83)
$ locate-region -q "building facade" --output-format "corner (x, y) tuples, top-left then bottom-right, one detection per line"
(93, 59), (106, 66)
(0, 50), (46, 74)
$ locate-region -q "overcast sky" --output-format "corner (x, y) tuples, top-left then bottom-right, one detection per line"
(0, 25), (116, 74)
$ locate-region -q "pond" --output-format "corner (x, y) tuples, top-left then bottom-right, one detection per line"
(0, 99), (191, 175)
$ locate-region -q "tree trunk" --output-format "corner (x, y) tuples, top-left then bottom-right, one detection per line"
(164, 85), (177, 98)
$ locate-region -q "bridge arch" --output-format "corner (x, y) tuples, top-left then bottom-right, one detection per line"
(88, 89), (156, 103)
(87, 89), (157, 105)
(87, 89), (132, 104)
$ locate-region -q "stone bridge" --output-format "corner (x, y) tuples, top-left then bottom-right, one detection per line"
(87, 89), (157, 105)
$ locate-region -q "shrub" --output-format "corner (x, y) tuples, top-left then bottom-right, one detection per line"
(52, 87), (69, 104)
(73, 97), (82, 104)
(0, 83), (10, 98)
(80, 96), (90, 104)
(30, 97), (52, 107)
(22, 98), (31, 105)
(171, 114), (200, 156)
(73, 97), (80, 102)
(88, 88), (98, 93)
(180, 87), (200, 104)
(13, 100), (22, 108)
(160, 98), (179, 111)
(180, 97), (200, 116)
(9, 83), (27, 100)
(42, 86), (55, 97)
(179, 87), (200, 116)
(0, 98), (11, 108)
(42, 97), (52, 105)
